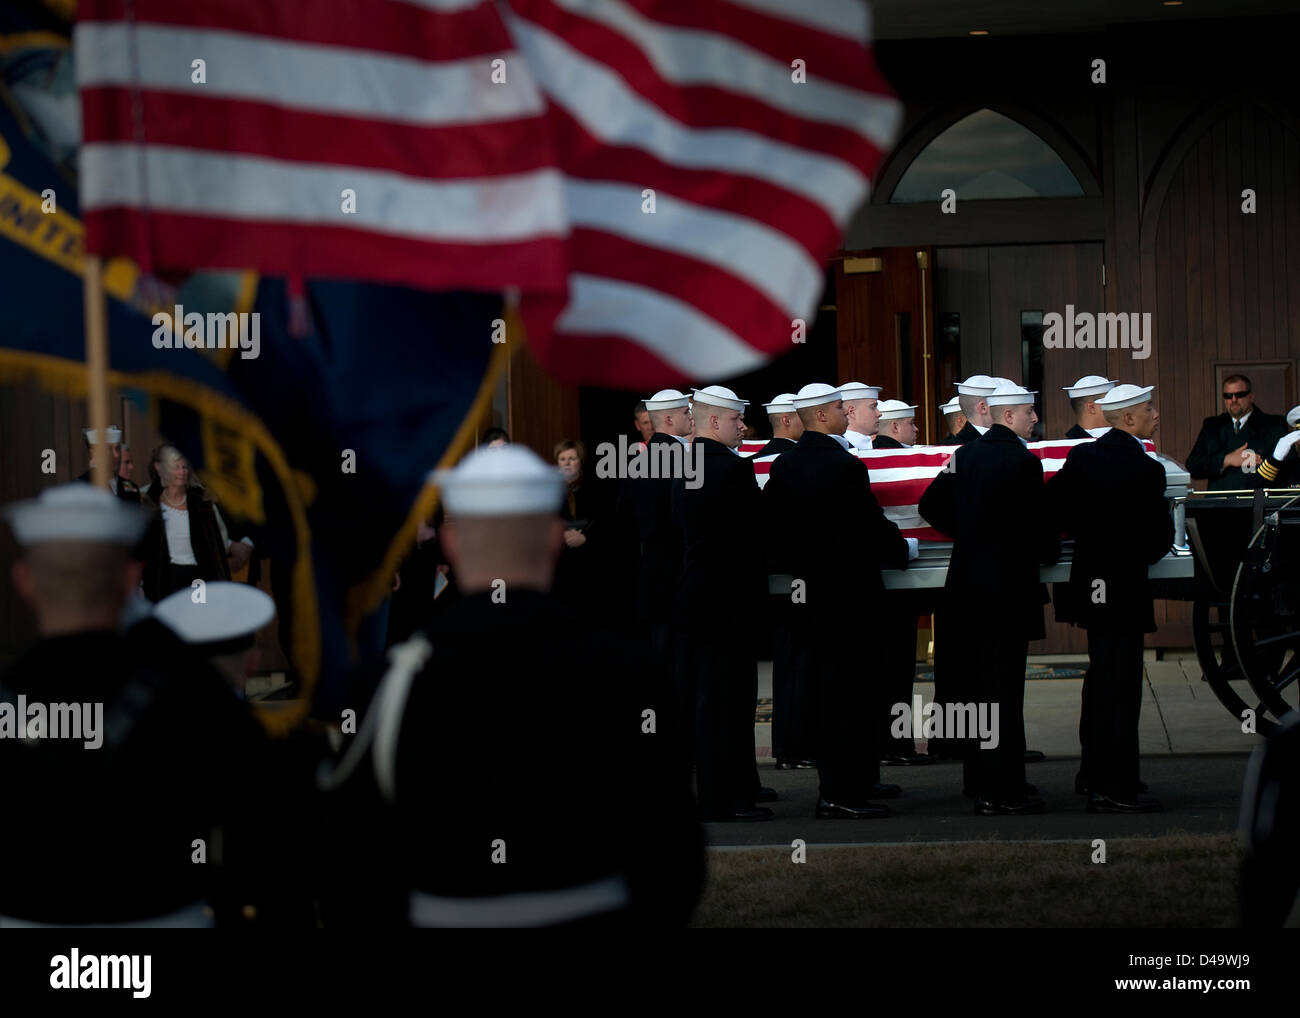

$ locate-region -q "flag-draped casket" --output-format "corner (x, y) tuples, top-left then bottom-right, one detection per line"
(740, 438), (1159, 542)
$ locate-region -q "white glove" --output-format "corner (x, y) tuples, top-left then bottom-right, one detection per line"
(1272, 429), (1300, 461)
(905, 537), (920, 561)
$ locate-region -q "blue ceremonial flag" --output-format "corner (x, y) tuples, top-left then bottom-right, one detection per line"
(0, 72), (502, 720)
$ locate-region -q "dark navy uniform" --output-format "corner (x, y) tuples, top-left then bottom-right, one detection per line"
(752, 436), (797, 459)
(753, 435), (812, 767)
(672, 437), (767, 818)
(620, 434), (687, 630)
(1064, 424), (1090, 440)
(941, 421), (981, 446)
(76, 469), (141, 503)
(857, 431), (921, 758)
(616, 432), (688, 754)
(1186, 409), (1288, 491)
(764, 430), (910, 806)
(1254, 440), (1300, 487)
(0, 621), (283, 925)
(326, 591), (704, 925)
(919, 425), (1061, 804)
(1048, 429), (1173, 800)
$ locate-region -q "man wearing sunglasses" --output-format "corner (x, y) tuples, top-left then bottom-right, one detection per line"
(1186, 374), (1290, 491)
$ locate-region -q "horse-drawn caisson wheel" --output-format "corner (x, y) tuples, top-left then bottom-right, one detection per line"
(1231, 507), (1300, 726)
(1194, 595), (1281, 737)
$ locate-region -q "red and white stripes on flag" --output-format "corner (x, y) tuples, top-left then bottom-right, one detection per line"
(740, 438), (1159, 541)
(74, 0), (900, 387)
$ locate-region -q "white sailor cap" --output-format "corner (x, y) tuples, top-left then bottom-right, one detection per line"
(644, 388), (690, 411)
(791, 383), (842, 410)
(986, 379), (1038, 406)
(956, 374), (998, 396)
(82, 426), (123, 445)
(1095, 383), (1154, 411)
(432, 445), (566, 516)
(838, 381), (881, 402)
(4, 483), (148, 547)
(691, 385), (748, 412)
(1063, 375), (1118, 399)
(877, 399), (918, 421)
(939, 396), (962, 415)
(154, 581), (276, 654)
(1286, 405), (1300, 428)
(763, 393), (798, 414)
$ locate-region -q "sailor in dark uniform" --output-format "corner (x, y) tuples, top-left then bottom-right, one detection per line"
(322, 447), (704, 924)
(154, 581), (276, 699)
(1061, 375), (1117, 440)
(928, 376), (998, 759)
(618, 388), (694, 755)
(868, 401), (933, 765)
(764, 383), (918, 818)
(871, 399), (918, 449)
(0, 484), (277, 926)
(839, 381), (881, 452)
(75, 425), (140, 503)
(756, 394), (814, 770)
(672, 386), (774, 821)
(919, 380), (1061, 814)
(1048, 384), (1171, 813)
(938, 397), (967, 445)
(1253, 405), (1300, 488)
(943, 374), (998, 446)
(753, 392), (804, 459)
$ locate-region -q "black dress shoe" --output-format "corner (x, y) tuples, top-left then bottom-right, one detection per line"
(710, 807), (776, 822)
(964, 782), (1036, 799)
(756, 786), (779, 803)
(816, 798), (890, 819)
(1076, 777), (1149, 796)
(974, 796), (1046, 816)
(1087, 793), (1162, 814)
(871, 782), (902, 799)
(881, 753), (936, 766)
(1023, 750), (1046, 763)
(773, 758), (817, 770)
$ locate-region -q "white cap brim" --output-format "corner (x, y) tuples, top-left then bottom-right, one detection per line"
(838, 383), (881, 401)
(1096, 384), (1154, 411)
(5, 483), (147, 546)
(645, 389), (690, 411)
(1062, 378), (1118, 398)
(791, 390), (842, 410)
(691, 390), (748, 412)
(432, 446), (567, 516)
(154, 581), (276, 647)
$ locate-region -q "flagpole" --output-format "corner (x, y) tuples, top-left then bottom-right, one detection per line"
(84, 255), (111, 489)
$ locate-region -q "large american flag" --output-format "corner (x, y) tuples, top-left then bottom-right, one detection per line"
(741, 438), (1159, 541)
(74, 0), (901, 386)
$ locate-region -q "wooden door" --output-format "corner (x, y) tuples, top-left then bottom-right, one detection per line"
(835, 246), (938, 442)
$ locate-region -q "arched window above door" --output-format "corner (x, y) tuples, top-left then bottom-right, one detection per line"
(889, 108), (1084, 203)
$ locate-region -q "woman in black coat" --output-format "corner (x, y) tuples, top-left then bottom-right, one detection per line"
(140, 445), (232, 601)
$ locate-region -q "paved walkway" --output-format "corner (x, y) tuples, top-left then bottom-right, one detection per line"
(718, 652), (1258, 847)
(753, 651), (1257, 762)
